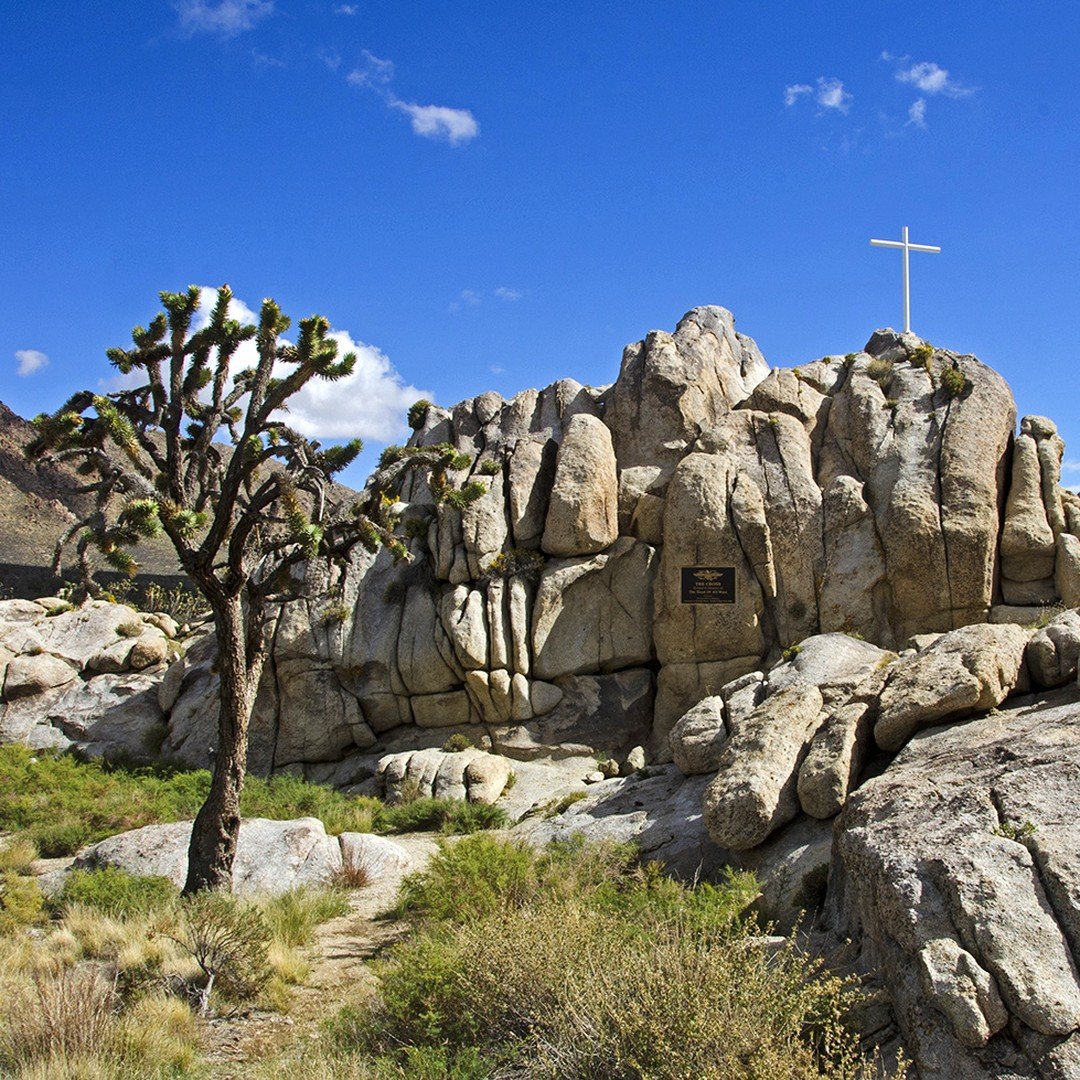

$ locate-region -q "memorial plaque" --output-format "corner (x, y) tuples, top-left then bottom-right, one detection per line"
(680, 566), (736, 604)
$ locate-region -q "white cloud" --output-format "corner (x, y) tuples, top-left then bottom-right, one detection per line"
(334, 3), (358, 13)
(174, 0), (273, 37)
(489, 365), (505, 375)
(389, 99), (479, 144)
(251, 47), (285, 68)
(494, 286), (522, 301)
(815, 77), (852, 112)
(103, 288), (428, 443)
(1062, 459), (1080, 475)
(784, 77), (852, 114)
(346, 50), (394, 87)
(896, 60), (972, 98)
(284, 330), (430, 441)
(907, 98), (927, 128)
(784, 83), (813, 106)
(450, 289), (482, 312)
(15, 349), (48, 377)
(319, 48), (342, 71)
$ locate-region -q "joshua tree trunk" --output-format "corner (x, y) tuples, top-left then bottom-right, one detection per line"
(183, 595), (265, 895)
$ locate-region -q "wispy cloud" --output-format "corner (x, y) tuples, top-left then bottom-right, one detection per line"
(907, 98), (927, 129)
(334, 3), (358, 13)
(1062, 459), (1080, 475)
(494, 287), (523, 301)
(174, 0), (273, 37)
(251, 47), (285, 68)
(347, 49), (394, 87)
(450, 289), (482, 312)
(784, 77), (852, 113)
(15, 349), (48, 377)
(319, 48), (341, 71)
(346, 49), (479, 145)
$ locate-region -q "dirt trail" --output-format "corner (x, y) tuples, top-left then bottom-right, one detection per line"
(202, 833), (440, 1077)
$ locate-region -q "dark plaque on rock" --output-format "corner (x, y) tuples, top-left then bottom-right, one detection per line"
(680, 566), (736, 604)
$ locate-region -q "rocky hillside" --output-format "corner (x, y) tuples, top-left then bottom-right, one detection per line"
(0, 401), (184, 596)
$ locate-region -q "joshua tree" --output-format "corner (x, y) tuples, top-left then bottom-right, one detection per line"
(28, 285), (474, 893)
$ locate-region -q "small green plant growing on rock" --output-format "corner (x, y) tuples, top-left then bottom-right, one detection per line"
(993, 819), (1036, 842)
(318, 603), (351, 626)
(483, 548), (545, 583)
(408, 399), (433, 430)
(940, 363), (968, 399)
(866, 358), (893, 383)
(477, 458), (501, 476)
(780, 643), (802, 662)
(910, 342), (934, 369)
(404, 517), (430, 540)
(441, 733), (475, 753)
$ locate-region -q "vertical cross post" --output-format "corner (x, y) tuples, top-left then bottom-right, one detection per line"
(870, 226), (941, 334)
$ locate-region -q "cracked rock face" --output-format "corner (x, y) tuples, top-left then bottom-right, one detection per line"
(828, 689), (1080, 1079)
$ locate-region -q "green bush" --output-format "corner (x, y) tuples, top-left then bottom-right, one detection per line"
(173, 892), (272, 1005)
(407, 399), (433, 430)
(56, 867), (177, 918)
(477, 458), (501, 476)
(338, 838), (864, 1078)
(909, 342), (934, 369)
(440, 734), (475, 753)
(377, 797), (507, 837)
(941, 364), (968, 399)
(0, 869), (45, 934)
(482, 547), (545, 583)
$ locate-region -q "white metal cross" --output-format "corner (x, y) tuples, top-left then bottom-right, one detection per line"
(869, 226), (941, 334)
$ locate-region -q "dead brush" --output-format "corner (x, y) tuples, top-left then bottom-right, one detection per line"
(333, 848), (375, 891)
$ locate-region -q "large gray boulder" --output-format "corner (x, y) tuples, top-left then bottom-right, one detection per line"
(874, 623), (1031, 752)
(829, 688), (1080, 1078)
(73, 817), (344, 896)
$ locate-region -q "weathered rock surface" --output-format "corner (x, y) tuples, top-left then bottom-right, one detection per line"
(874, 623), (1031, 752)
(375, 747), (513, 804)
(702, 684), (824, 850)
(541, 414), (619, 557)
(669, 696), (727, 776)
(1027, 610), (1080, 688)
(829, 687), (1080, 1078)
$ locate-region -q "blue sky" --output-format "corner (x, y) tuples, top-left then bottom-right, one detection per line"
(2, 1), (1079, 488)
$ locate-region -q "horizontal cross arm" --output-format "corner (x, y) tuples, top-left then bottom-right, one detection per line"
(870, 239), (904, 248)
(908, 243), (941, 253)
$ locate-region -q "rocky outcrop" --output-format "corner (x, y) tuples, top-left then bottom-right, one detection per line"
(828, 689), (1080, 1078)
(375, 747), (513, 804)
(0, 598), (177, 759)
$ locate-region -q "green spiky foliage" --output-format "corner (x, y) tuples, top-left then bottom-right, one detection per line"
(26, 285), (474, 896)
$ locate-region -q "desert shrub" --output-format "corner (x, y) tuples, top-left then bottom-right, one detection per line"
(441, 733), (474, 753)
(142, 581), (209, 624)
(0, 837), (38, 874)
(0, 870), (45, 934)
(477, 458), (501, 475)
(338, 838), (864, 1078)
(404, 517), (430, 540)
(56, 867), (177, 919)
(781, 643), (802, 662)
(318, 602), (352, 626)
(259, 886), (349, 949)
(866, 358), (893, 383)
(171, 891), (271, 1008)
(940, 364), (968, 399)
